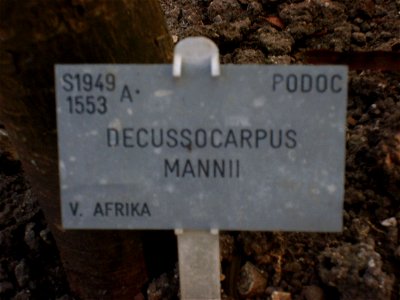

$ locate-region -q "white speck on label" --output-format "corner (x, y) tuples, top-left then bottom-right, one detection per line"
(212, 133), (222, 145)
(165, 184), (175, 193)
(226, 116), (251, 126)
(109, 118), (122, 130)
(326, 184), (337, 194)
(288, 150), (296, 162)
(127, 108), (133, 116)
(278, 166), (286, 174)
(60, 161), (66, 170)
(73, 194), (84, 201)
(252, 96), (266, 108)
(61, 184), (68, 190)
(154, 90), (173, 97)
(285, 202), (294, 209)
(69, 156), (76, 162)
(154, 148), (162, 155)
(88, 130), (98, 136)
(311, 188), (321, 195)
(209, 115), (215, 120)
(99, 178), (108, 185)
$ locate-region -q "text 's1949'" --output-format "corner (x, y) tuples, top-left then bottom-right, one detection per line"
(61, 73), (116, 92)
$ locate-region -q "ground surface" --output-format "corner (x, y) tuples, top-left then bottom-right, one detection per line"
(1, 0), (400, 299)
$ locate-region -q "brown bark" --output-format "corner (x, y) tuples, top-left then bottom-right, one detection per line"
(0, 0), (173, 299)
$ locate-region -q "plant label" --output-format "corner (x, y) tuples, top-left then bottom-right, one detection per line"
(55, 65), (347, 231)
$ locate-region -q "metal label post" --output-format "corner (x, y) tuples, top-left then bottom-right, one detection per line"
(173, 37), (221, 300)
(176, 229), (221, 300)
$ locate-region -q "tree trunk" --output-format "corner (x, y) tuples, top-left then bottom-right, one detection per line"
(0, 0), (173, 299)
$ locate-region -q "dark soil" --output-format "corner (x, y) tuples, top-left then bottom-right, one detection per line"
(1, 0), (399, 299)
(0, 129), (71, 300)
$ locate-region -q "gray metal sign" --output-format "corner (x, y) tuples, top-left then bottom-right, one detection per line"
(55, 64), (347, 231)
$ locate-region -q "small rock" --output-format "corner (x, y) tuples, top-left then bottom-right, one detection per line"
(380, 217), (397, 227)
(0, 281), (13, 294)
(213, 14), (224, 23)
(13, 290), (31, 300)
(360, 22), (371, 32)
(331, 23), (352, 51)
(352, 32), (366, 45)
(374, 4), (388, 17)
(218, 18), (251, 42)
(24, 222), (39, 251)
(233, 48), (266, 64)
(15, 260), (30, 288)
(220, 233), (235, 261)
(247, 1), (263, 16)
(0, 128), (8, 137)
(39, 228), (52, 244)
(208, 0), (242, 22)
(258, 26), (294, 55)
(266, 55), (292, 64)
(301, 285), (325, 300)
(283, 261), (301, 273)
(365, 32), (374, 41)
(380, 31), (392, 40)
(147, 270), (179, 300)
(271, 291), (292, 300)
(237, 262), (267, 297)
(352, 25), (360, 32)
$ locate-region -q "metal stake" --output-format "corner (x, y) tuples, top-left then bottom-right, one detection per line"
(176, 229), (221, 300)
(173, 37), (221, 300)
